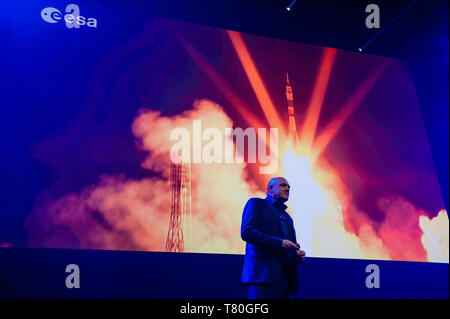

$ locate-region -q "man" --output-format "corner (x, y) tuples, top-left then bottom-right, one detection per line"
(241, 177), (306, 299)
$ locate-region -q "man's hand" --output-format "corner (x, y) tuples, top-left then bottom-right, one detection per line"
(296, 249), (306, 262)
(282, 240), (300, 251)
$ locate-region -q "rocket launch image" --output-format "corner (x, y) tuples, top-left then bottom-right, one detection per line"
(1, 17), (442, 263)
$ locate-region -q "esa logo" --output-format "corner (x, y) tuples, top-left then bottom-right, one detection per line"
(41, 4), (97, 28)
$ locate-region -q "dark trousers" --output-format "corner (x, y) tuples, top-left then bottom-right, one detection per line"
(247, 275), (292, 299)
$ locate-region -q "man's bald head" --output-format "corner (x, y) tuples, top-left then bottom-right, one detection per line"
(266, 177), (290, 202)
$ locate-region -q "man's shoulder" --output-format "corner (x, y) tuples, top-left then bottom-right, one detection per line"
(244, 198), (270, 211)
(246, 197), (267, 205)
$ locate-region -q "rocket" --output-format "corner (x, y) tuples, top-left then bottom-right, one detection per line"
(286, 73), (298, 146)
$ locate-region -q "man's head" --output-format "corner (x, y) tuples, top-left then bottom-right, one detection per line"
(266, 177), (290, 202)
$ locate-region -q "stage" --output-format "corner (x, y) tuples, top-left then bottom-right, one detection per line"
(0, 247), (447, 298)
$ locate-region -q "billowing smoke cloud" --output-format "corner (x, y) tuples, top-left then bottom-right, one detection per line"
(376, 196), (428, 261)
(25, 100), (262, 253)
(341, 194), (448, 262)
(419, 210), (449, 263)
(25, 176), (170, 250)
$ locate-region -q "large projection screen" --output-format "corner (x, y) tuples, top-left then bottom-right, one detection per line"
(1, 3), (448, 263)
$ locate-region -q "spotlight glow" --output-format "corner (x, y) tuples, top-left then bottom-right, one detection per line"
(287, 0), (297, 12)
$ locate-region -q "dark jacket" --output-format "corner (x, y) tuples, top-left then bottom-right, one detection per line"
(241, 197), (302, 293)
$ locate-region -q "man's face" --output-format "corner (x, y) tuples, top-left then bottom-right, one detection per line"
(270, 178), (290, 202)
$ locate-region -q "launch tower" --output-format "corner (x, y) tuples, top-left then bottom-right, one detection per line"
(165, 162), (192, 252)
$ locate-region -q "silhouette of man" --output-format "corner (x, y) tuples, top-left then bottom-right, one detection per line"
(241, 177), (305, 299)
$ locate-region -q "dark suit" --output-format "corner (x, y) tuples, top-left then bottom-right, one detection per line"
(241, 196), (302, 298)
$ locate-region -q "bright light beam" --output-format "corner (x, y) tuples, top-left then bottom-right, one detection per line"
(311, 63), (388, 162)
(298, 47), (337, 155)
(173, 30), (265, 130)
(226, 30), (288, 140)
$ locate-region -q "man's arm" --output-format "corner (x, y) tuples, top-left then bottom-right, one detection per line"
(241, 198), (284, 254)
